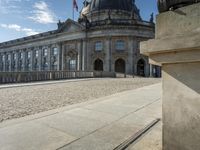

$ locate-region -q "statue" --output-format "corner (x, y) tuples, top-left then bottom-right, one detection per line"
(158, 0), (200, 13)
(82, 14), (90, 29)
(150, 13), (154, 23)
(57, 20), (64, 29)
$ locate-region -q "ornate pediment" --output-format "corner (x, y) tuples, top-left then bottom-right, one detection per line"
(57, 19), (84, 33)
(91, 52), (106, 60)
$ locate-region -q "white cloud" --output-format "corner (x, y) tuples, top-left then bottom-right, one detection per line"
(21, 28), (39, 36)
(28, 1), (57, 24)
(0, 23), (39, 36)
(0, 0), (29, 14)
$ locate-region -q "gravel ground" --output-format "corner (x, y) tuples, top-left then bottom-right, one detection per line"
(0, 78), (161, 122)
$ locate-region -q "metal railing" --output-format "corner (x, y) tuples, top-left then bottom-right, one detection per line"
(0, 70), (137, 84)
(0, 71), (118, 84)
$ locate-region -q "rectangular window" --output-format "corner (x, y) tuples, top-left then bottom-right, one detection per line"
(27, 51), (31, 58)
(69, 60), (76, 70)
(7, 54), (11, 61)
(14, 53), (17, 60)
(95, 41), (103, 51)
(20, 53), (23, 59)
(43, 48), (48, 56)
(52, 47), (58, 55)
(35, 50), (39, 58)
(116, 40), (125, 50)
(2, 55), (5, 62)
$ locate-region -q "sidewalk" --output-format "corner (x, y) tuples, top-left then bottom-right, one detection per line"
(0, 83), (162, 150)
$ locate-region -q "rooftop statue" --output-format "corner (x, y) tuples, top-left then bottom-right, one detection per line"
(158, 0), (200, 13)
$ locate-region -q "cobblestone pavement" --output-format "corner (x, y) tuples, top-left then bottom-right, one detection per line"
(0, 78), (160, 122)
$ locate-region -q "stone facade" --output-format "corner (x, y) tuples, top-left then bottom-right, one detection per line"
(141, 3), (200, 150)
(0, 0), (161, 77)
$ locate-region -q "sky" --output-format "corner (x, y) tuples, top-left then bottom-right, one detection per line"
(0, 0), (158, 43)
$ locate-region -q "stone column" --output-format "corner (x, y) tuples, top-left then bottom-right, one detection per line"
(30, 49), (34, 71)
(61, 44), (65, 70)
(14, 51), (19, 71)
(104, 37), (111, 72)
(57, 43), (61, 71)
(149, 64), (153, 77)
(2, 53), (5, 72)
(127, 37), (134, 74)
(82, 40), (87, 71)
(22, 50), (26, 71)
(77, 41), (82, 71)
(47, 45), (51, 71)
(38, 47), (42, 71)
(9, 52), (13, 72)
(141, 3), (200, 150)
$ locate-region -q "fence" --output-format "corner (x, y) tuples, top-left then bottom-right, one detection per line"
(0, 71), (117, 84)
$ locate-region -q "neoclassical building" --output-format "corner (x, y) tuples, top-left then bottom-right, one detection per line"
(0, 0), (161, 77)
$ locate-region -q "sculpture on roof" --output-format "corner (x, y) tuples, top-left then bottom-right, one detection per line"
(150, 13), (154, 23)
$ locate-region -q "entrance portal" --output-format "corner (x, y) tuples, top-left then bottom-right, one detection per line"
(94, 59), (103, 71)
(115, 59), (125, 73)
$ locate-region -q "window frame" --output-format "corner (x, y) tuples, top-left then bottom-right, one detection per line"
(95, 41), (103, 52)
(116, 40), (125, 51)
(35, 50), (39, 58)
(69, 59), (76, 71)
(52, 47), (58, 55)
(43, 48), (48, 57)
(27, 51), (31, 59)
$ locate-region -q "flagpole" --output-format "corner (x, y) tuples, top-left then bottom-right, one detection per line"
(72, 1), (74, 20)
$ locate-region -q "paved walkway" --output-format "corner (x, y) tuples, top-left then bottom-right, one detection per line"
(0, 83), (162, 150)
(0, 78), (95, 89)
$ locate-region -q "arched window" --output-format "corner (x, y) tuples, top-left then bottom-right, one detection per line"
(65, 50), (77, 71)
(115, 58), (126, 73)
(94, 59), (103, 71)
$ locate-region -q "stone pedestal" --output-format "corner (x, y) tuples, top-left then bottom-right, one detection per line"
(140, 3), (200, 150)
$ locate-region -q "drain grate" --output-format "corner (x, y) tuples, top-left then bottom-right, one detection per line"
(113, 118), (161, 150)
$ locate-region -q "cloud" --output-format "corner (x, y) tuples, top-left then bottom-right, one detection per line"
(28, 1), (57, 24)
(0, 23), (39, 36)
(0, 0), (29, 14)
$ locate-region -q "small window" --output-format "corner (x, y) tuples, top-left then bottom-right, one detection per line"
(95, 41), (103, 51)
(20, 53), (23, 59)
(7, 54), (11, 61)
(27, 51), (31, 58)
(43, 48), (48, 56)
(2, 55), (5, 62)
(52, 47), (58, 55)
(116, 40), (125, 50)
(14, 53), (17, 60)
(35, 50), (39, 58)
(69, 59), (76, 70)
